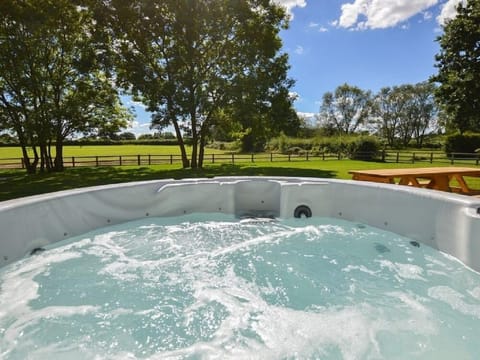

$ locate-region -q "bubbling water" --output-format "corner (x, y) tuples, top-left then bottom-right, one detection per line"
(1, 214), (480, 359)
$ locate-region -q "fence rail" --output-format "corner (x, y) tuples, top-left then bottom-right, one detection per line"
(1, 151), (479, 169)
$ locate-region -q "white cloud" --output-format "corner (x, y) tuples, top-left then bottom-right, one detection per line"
(297, 112), (318, 126)
(423, 11), (433, 20)
(127, 121), (153, 137)
(294, 45), (304, 55)
(297, 112), (316, 118)
(437, 0), (465, 25)
(308, 22), (329, 32)
(337, 0), (439, 30)
(126, 99), (147, 110)
(273, 0), (307, 19)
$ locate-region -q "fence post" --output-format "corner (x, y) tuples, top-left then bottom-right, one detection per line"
(231, 153), (234, 164)
(21, 158), (25, 169)
(119, 156), (122, 166)
(212, 154), (215, 164)
(412, 152), (415, 164)
(430, 152), (433, 164)
(288, 154), (291, 162)
(137, 155), (141, 166)
(72, 156), (75, 168)
(322, 152), (325, 161)
(381, 150), (386, 162)
(270, 153), (273, 162)
(148, 154), (151, 165)
(451, 153), (454, 165)
(396, 152), (399, 163)
(96, 156), (99, 167)
(306, 152), (309, 161)
(251, 153), (254, 163)
(170, 154), (173, 164)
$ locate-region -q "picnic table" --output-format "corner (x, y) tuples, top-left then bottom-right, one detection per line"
(349, 167), (480, 194)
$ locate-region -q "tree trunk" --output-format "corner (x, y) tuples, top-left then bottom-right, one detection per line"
(20, 145), (37, 174)
(198, 126), (207, 169)
(171, 117), (190, 168)
(54, 140), (64, 171)
(190, 111), (198, 169)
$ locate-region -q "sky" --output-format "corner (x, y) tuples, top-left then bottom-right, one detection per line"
(126, 0), (465, 135)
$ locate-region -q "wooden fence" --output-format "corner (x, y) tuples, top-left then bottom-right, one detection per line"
(1, 151), (479, 169)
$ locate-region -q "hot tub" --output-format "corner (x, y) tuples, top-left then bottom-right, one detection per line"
(1, 177), (479, 271)
(1, 177), (480, 358)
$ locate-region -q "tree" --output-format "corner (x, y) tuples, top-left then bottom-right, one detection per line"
(408, 82), (438, 147)
(0, 0), (131, 173)
(433, 0), (480, 134)
(319, 83), (373, 135)
(373, 83), (437, 147)
(373, 86), (406, 147)
(111, 0), (293, 167)
(118, 132), (136, 140)
(227, 54), (300, 152)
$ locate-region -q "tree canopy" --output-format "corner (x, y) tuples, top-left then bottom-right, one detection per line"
(433, 0), (480, 134)
(0, 0), (132, 173)
(373, 82), (437, 147)
(318, 83), (372, 135)
(110, 0), (297, 167)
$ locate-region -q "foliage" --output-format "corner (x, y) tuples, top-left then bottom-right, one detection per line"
(117, 132), (137, 140)
(111, 0), (294, 168)
(206, 141), (242, 152)
(373, 82), (438, 147)
(433, 0), (480, 134)
(268, 134), (381, 159)
(0, 0), (131, 173)
(318, 83), (373, 135)
(445, 133), (480, 153)
(0, 133), (17, 145)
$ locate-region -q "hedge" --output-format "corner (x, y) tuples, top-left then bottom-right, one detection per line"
(268, 135), (381, 160)
(445, 133), (480, 154)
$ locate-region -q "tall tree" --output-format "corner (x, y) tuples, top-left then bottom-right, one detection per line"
(227, 53), (300, 152)
(432, 0), (480, 134)
(408, 82), (438, 147)
(319, 83), (372, 135)
(0, 0), (131, 173)
(373, 86), (407, 147)
(374, 83), (437, 147)
(111, 0), (293, 167)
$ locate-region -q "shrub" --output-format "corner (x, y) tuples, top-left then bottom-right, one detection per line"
(348, 137), (381, 160)
(445, 133), (480, 154)
(267, 135), (313, 153)
(268, 134), (381, 160)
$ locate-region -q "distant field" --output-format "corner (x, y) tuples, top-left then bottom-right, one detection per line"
(0, 145), (227, 158)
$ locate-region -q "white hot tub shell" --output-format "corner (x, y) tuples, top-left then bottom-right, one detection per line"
(1, 177), (480, 271)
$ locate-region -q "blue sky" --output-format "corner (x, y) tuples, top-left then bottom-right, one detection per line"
(127, 0), (464, 135)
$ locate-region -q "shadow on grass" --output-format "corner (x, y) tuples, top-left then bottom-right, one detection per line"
(0, 164), (337, 202)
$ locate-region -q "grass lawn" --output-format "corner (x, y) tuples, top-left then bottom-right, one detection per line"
(0, 145), (227, 158)
(1, 159), (480, 202)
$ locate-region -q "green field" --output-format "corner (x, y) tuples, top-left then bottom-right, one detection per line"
(0, 145), (226, 158)
(1, 159), (480, 202)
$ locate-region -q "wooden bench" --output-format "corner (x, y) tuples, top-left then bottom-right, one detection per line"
(349, 167), (480, 195)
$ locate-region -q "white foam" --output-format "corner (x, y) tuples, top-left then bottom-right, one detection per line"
(428, 286), (480, 319)
(342, 264), (379, 276)
(376, 260), (425, 282)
